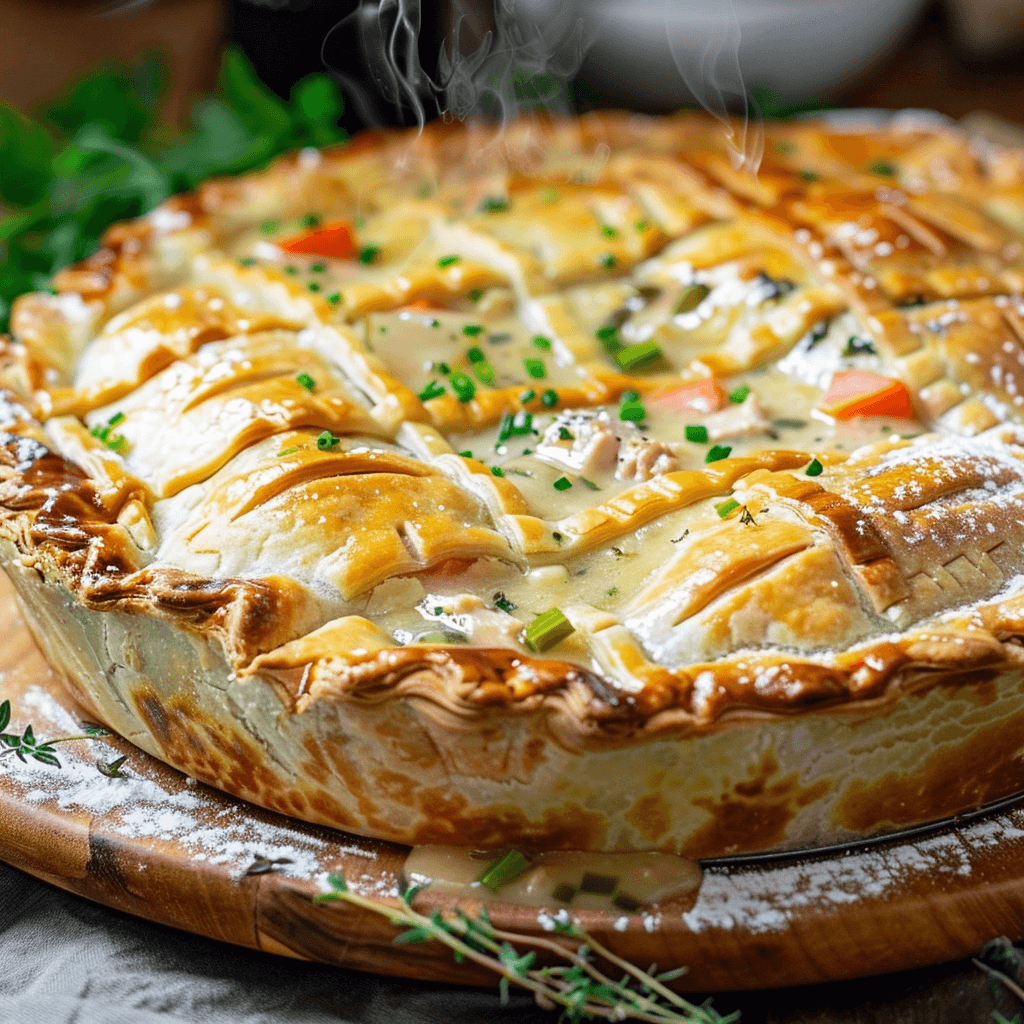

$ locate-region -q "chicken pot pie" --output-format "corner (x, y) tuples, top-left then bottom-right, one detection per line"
(4, 112), (1024, 858)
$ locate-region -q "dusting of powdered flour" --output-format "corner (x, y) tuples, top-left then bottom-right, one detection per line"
(5, 684), (396, 896)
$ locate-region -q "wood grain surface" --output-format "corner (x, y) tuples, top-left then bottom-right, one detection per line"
(2, 572), (1024, 994)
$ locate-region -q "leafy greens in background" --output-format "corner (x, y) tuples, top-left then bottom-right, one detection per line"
(0, 47), (349, 332)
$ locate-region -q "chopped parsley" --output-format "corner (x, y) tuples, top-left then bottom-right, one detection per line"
(541, 388), (559, 408)
(553, 476), (572, 491)
(466, 346), (485, 363)
(601, 253), (617, 270)
(307, 281), (321, 292)
(729, 384), (750, 404)
(806, 457), (824, 477)
(468, 288), (483, 301)
(601, 224), (617, 238)
(531, 335), (552, 350)
(684, 424), (708, 444)
(260, 220), (278, 234)
(463, 323), (484, 337)
(310, 262), (325, 273)
(494, 592), (516, 613)
(705, 444), (732, 463)
(301, 212), (322, 229)
(523, 358), (546, 379)
(437, 254), (461, 268)
(238, 256), (256, 267)
(490, 466), (504, 477)
(296, 373), (315, 392)
(635, 219), (649, 231)
(327, 292), (342, 305)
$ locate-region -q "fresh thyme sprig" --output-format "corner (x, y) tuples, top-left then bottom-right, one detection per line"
(316, 875), (738, 1023)
(0, 698), (109, 768)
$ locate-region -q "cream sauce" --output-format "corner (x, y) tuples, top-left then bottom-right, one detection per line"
(402, 845), (703, 912)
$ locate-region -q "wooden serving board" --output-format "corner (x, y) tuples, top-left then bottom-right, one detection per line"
(3, 576), (1024, 993)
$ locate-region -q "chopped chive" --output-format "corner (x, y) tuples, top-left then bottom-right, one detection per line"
(613, 341), (662, 371)
(473, 361), (495, 384)
(524, 358), (546, 379)
(418, 380), (446, 402)
(553, 476), (572, 491)
(729, 384), (750, 404)
(806, 457), (824, 477)
(107, 411), (125, 427)
(490, 466), (504, 477)
(601, 224), (617, 238)
(310, 262), (326, 273)
(463, 324), (484, 337)
(358, 244), (381, 265)
(238, 256), (256, 267)
(519, 388), (536, 403)
(498, 413), (515, 443)
(327, 291), (342, 305)
(437, 254), (461, 268)
(477, 849), (531, 892)
(450, 371), (476, 402)
(301, 213), (322, 229)
(494, 592), (516, 613)
(684, 424), (708, 444)
(308, 281), (321, 292)
(316, 430), (340, 450)
(558, 427), (575, 441)
(580, 477), (600, 491)
(706, 444), (732, 463)
(595, 325), (621, 352)
(843, 335), (876, 357)
(525, 608), (575, 652)
(620, 400), (646, 422)
(277, 446), (300, 457)
(676, 282), (711, 314)
(716, 498), (740, 518)
(612, 892), (643, 913)
(541, 388), (558, 408)
(579, 872), (617, 895)
(635, 219), (649, 231)
(467, 346), (485, 363)
(531, 334), (552, 350)
(551, 882), (577, 904)
(479, 196), (510, 214)
(601, 253), (617, 270)
(296, 373), (316, 392)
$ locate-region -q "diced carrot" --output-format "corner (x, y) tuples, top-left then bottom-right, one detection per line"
(819, 370), (916, 420)
(648, 378), (726, 414)
(280, 222), (356, 259)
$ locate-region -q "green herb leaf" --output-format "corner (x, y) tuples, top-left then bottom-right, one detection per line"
(450, 371), (476, 403)
(705, 444), (732, 463)
(494, 592), (516, 613)
(463, 323), (483, 337)
(684, 424), (708, 444)
(601, 253), (617, 270)
(525, 608), (574, 652)
(553, 476), (572, 491)
(729, 384), (750, 403)
(358, 244), (380, 265)
(531, 334), (551, 350)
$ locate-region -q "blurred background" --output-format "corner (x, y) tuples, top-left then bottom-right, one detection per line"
(2, 0), (1024, 132)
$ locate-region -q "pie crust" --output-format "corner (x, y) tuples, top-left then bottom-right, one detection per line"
(4, 112), (1024, 857)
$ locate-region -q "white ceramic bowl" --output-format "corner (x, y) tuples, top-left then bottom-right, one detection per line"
(511, 0), (929, 111)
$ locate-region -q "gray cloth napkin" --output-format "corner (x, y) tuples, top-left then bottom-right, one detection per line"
(0, 860), (551, 1024)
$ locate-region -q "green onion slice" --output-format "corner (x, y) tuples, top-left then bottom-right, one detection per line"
(358, 244), (380, 265)
(541, 388), (558, 408)
(523, 357), (546, 379)
(477, 849), (532, 892)
(716, 498), (740, 519)
(675, 282), (710, 314)
(525, 608), (574, 652)
(553, 476), (572, 491)
(296, 373), (315, 392)
(613, 341), (662, 372)
(437, 254), (460, 268)
(316, 430), (340, 450)
(806, 457), (824, 477)
(418, 380), (446, 402)
(684, 424), (708, 444)
(729, 384), (750, 404)
(449, 372), (476, 402)
(705, 444), (732, 463)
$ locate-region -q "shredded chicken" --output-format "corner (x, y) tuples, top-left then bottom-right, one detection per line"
(535, 410), (625, 475)
(616, 437), (682, 481)
(703, 394), (772, 441)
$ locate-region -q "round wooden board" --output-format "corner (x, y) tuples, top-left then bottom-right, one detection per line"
(2, 575), (1024, 993)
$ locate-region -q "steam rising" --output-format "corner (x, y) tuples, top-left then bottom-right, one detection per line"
(322, 0), (760, 172)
